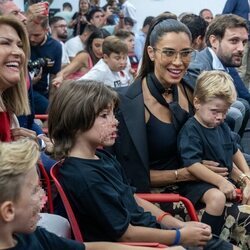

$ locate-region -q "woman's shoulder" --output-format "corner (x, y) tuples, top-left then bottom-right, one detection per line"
(181, 77), (194, 92)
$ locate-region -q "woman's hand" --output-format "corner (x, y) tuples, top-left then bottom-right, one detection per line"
(202, 160), (229, 177)
(218, 179), (236, 200)
(52, 74), (64, 88)
(11, 128), (38, 142)
(242, 183), (250, 205)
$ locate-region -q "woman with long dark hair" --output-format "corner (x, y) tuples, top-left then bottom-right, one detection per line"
(52, 28), (110, 87)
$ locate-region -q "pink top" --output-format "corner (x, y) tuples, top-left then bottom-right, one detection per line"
(66, 55), (94, 80)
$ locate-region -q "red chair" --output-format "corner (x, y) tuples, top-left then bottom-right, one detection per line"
(137, 193), (199, 221)
(50, 160), (83, 242)
(50, 161), (167, 247)
(38, 161), (54, 214)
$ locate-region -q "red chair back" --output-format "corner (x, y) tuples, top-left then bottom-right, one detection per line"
(50, 161), (84, 242)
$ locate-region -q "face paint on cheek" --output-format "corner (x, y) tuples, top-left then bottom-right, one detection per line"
(28, 188), (46, 230)
(96, 117), (118, 144)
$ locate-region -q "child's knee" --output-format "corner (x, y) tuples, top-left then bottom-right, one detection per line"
(204, 189), (226, 211)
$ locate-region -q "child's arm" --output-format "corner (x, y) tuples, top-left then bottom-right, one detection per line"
(118, 223), (211, 248)
(116, 194), (212, 247)
(52, 52), (89, 87)
(122, 195), (211, 247)
(187, 163), (236, 200)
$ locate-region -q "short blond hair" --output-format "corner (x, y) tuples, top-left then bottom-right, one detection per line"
(0, 139), (40, 203)
(194, 70), (236, 105)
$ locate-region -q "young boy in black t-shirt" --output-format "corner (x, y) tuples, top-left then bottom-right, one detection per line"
(0, 139), (175, 250)
(48, 79), (237, 250)
(178, 70), (250, 235)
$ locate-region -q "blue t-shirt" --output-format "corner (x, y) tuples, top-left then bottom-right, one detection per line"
(31, 36), (62, 93)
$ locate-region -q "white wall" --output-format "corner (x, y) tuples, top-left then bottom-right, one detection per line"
(19, 0), (227, 30)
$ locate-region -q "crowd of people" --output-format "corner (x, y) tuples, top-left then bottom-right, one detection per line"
(1, 0), (250, 249)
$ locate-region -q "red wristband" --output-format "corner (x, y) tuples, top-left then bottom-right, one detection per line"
(157, 212), (171, 223)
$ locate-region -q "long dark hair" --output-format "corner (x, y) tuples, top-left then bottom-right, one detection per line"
(85, 28), (110, 65)
(138, 13), (192, 79)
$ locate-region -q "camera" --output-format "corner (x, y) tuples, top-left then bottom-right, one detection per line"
(28, 58), (47, 75)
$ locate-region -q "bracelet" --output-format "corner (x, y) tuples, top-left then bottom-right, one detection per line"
(157, 212), (171, 223)
(238, 173), (250, 187)
(174, 170), (178, 181)
(173, 228), (181, 245)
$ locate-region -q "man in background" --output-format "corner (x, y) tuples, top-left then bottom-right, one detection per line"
(27, 16), (62, 114)
(180, 13), (208, 51)
(50, 16), (70, 67)
(199, 8), (213, 24)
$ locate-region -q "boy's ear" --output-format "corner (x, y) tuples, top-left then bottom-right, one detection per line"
(0, 201), (15, 222)
(103, 54), (109, 63)
(193, 97), (201, 110)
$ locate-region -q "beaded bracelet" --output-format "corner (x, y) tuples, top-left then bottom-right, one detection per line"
(173, 228), (181, 245)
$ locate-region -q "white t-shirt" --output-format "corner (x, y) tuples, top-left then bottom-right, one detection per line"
(60, 41), (70, 65)
(65, 35), (85, 59)
(78, 59), (130, 88)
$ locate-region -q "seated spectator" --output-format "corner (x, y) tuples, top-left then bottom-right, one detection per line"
(102, 0), (120, 24)
(184, 14), (250, 136)
(180, 14), (208, 51)
(110, 14), (250, 247)
(0, 1), (55, 170)
(0, 16), (35, 142)
(115, 29), (138, 78)
(124, 16), (134, 31)
(49, 16), (68, 43)
(88, 6), (125, 35)
(49, 16), (70, 67)
(178, 70), (250, 236)
(53, 28), (110, 87)
(134, 16), (154, 60)
(65, 24), (97, 61)
(79, 36), (130, 87)
(55, 2), (73, 23)
(199, 8), (213, 24)
(118, 0), (136, 28)
(26, 16), (62, 114)
(48, 79), (237, 249)
(86, 7), (105, 28)
(54, 2), (74, 38)
(0, 139), (174, 250)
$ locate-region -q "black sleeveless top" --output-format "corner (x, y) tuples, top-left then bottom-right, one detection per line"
(146, 106), (179, 170)
(145, 73), (194, 171)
